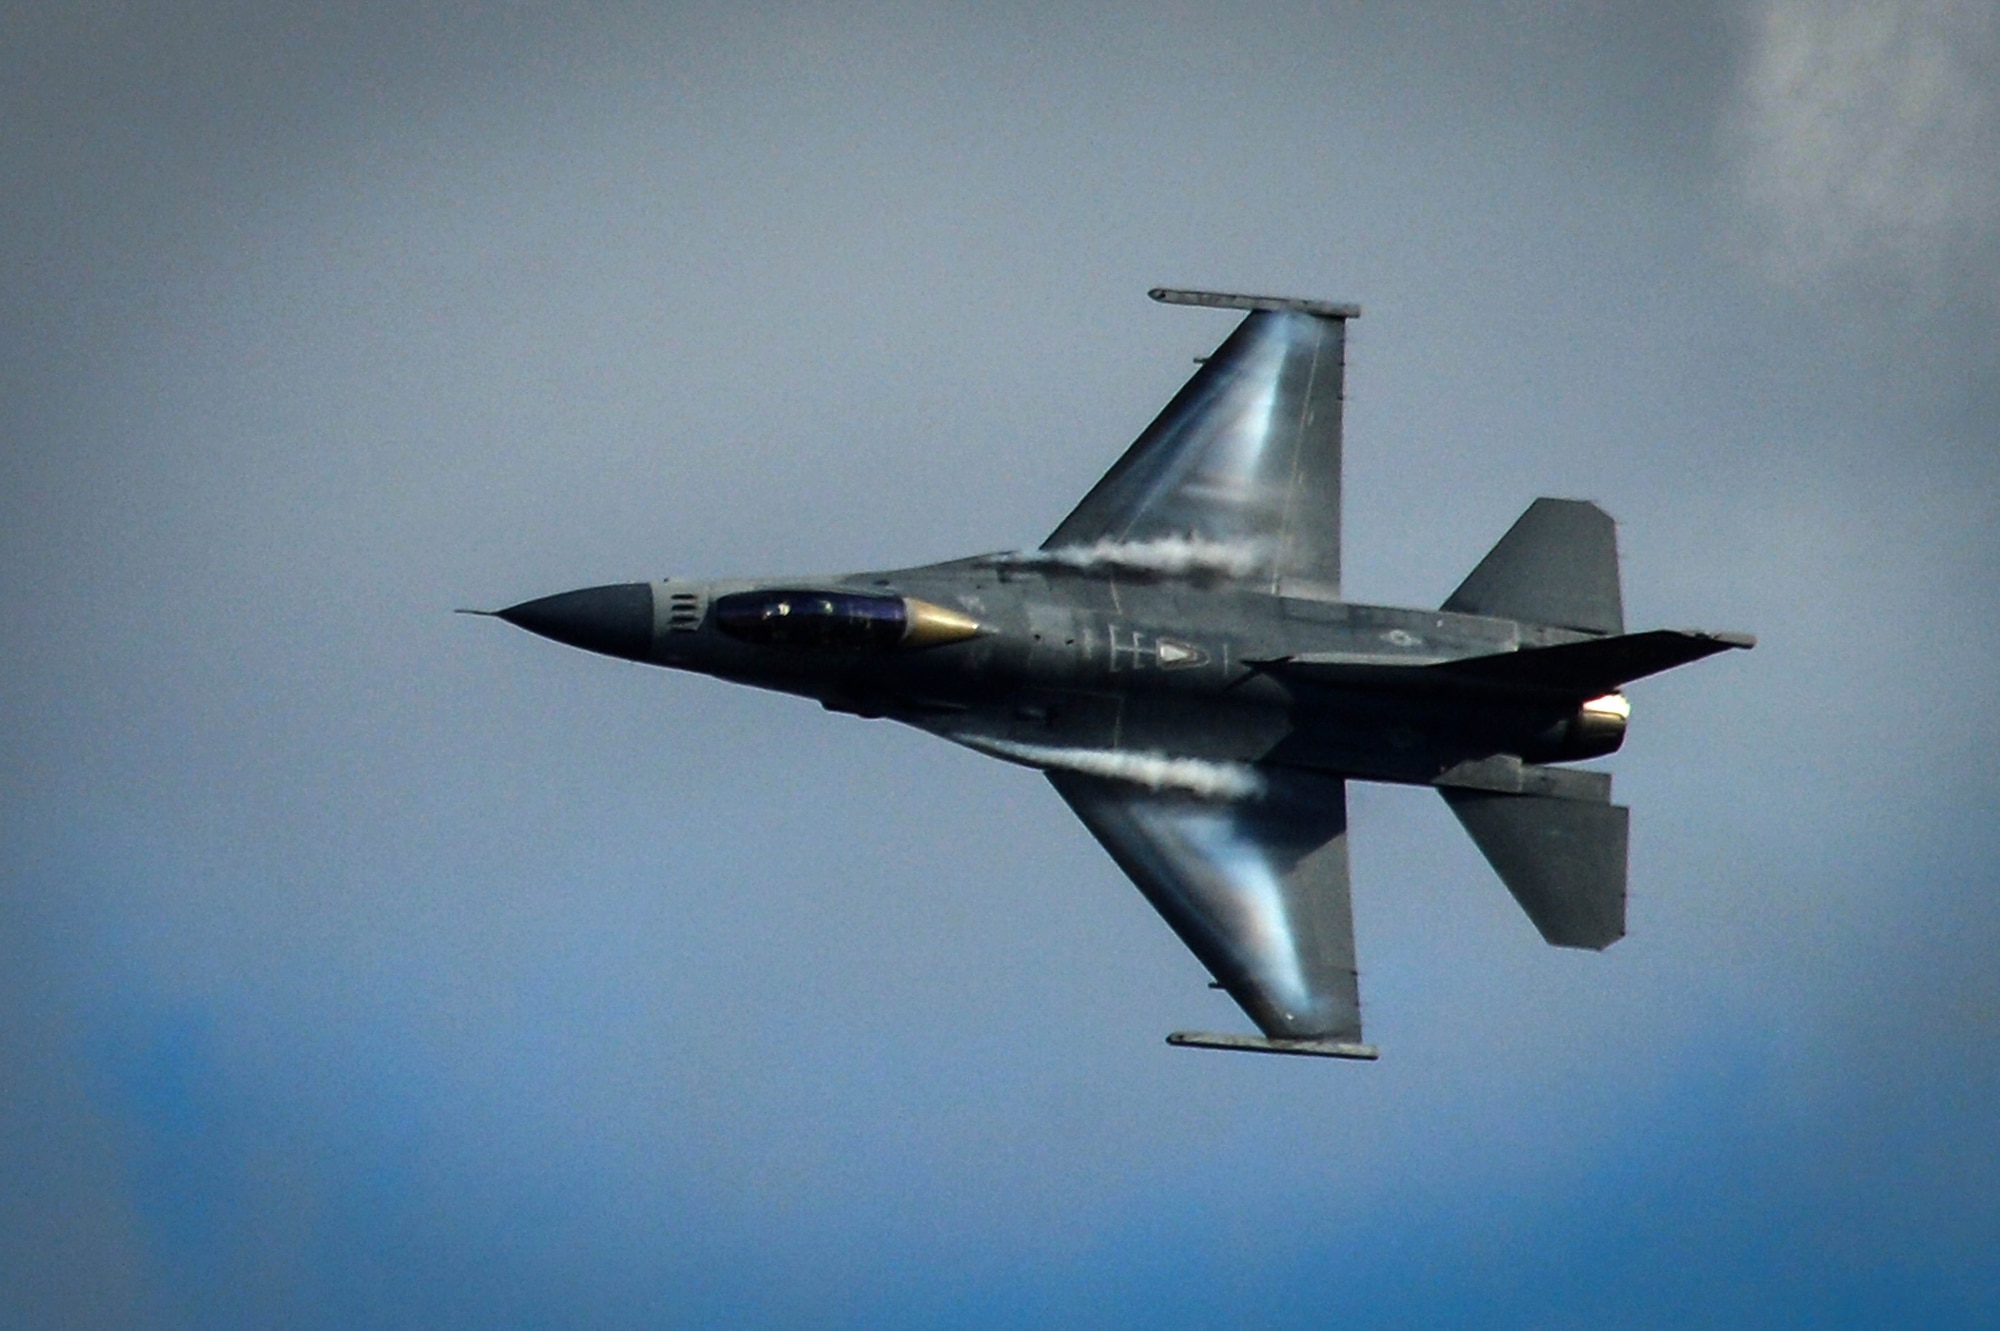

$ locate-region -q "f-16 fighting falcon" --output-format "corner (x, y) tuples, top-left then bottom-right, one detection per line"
(477, 288), (1753, 1059)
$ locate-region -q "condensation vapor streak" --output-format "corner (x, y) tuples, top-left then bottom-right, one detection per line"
(995, 536), (1275, 578)
(965, 738), (1267, 800)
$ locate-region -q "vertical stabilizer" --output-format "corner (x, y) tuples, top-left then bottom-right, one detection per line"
(1443, 498), (1623, 635)
(1441, 788), (1628, 950)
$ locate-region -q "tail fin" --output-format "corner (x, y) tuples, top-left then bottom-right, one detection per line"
(1443, 498), (1623, 635)
(1441, 787), (1628, 949)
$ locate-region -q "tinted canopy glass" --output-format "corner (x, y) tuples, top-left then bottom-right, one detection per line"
(712, 589), (907, 650)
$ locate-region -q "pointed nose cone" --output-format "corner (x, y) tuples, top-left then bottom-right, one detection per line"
(499, 583), (654, 661)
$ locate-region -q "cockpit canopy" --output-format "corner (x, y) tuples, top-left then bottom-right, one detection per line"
(713, 589), (908, 650)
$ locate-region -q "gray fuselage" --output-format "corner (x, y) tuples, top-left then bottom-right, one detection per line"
(565, 559), (1627, 792)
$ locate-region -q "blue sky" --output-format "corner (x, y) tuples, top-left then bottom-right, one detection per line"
(4, 4), (1997, 1327)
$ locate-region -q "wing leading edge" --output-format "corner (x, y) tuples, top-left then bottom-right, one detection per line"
(1043, 291), (1356, 598)
(1049, 767), (1367, 1053)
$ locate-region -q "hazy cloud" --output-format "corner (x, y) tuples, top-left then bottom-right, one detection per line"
(1729, 0), (2000, 295)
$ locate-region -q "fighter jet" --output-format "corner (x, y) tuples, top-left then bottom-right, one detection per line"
(481, 288), (1752, 1059)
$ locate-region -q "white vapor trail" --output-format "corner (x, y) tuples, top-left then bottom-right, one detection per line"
(997, 535), (1272, 579)
(965, 738), (1267, 800)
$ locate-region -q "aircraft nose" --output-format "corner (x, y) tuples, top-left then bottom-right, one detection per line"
(498, 582), (654, 661)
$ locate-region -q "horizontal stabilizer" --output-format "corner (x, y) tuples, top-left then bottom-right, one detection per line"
(1436, 629), (1756, 696)
(1444, 498), (1623, 634)
(1167, 1030), (1378, 1060)
(1442, 788), (1629, 949)
(1256, 628), (1753, 700)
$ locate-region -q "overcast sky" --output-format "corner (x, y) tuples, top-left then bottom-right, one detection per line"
(4, 4), (1997, 1327)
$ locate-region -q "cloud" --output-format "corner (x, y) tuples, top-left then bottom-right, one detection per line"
(1728, 0), (2000, 295)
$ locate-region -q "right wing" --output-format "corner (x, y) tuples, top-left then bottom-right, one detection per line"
(1049, 766), (1363, 1044)
(1042, 290), (1357, 598)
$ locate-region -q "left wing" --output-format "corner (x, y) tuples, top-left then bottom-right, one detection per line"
(1049, 766), (1370, 1054)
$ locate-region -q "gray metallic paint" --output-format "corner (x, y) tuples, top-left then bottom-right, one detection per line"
(489, 291), (1751, 1054)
